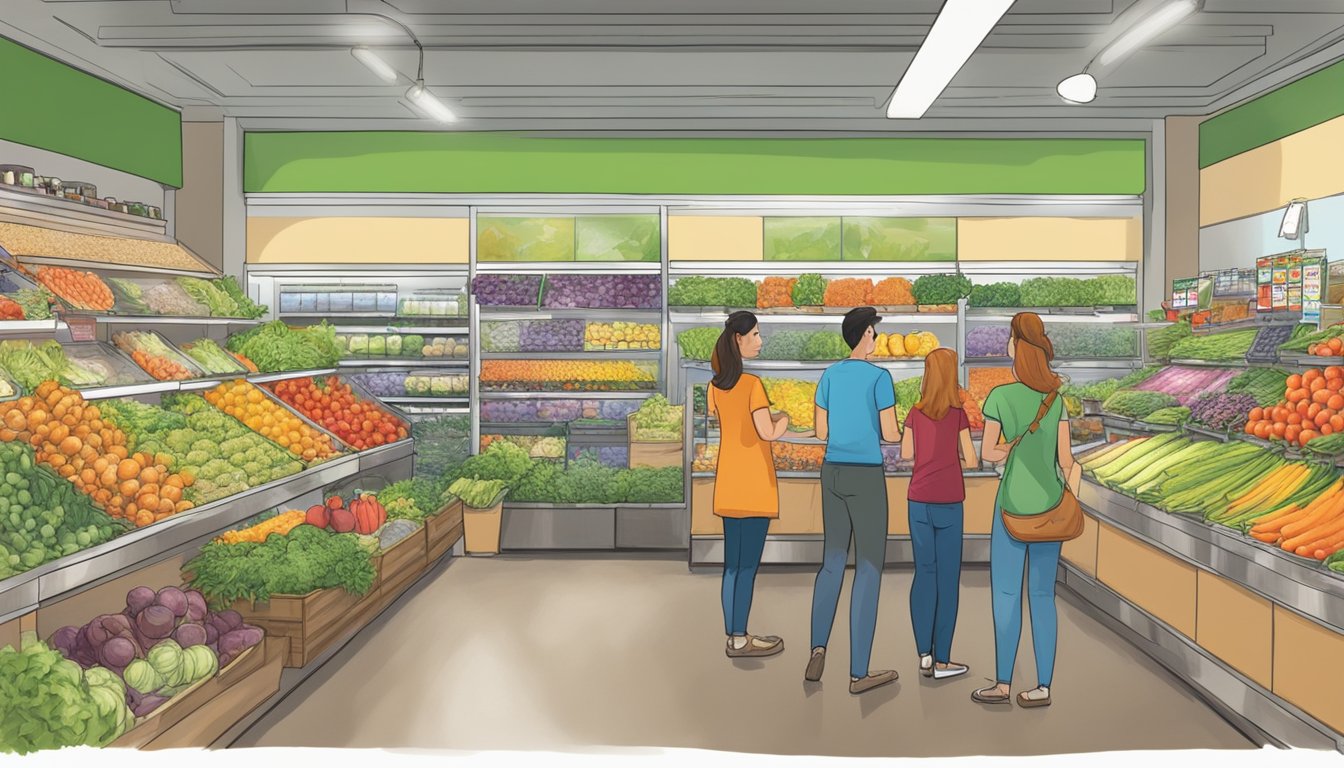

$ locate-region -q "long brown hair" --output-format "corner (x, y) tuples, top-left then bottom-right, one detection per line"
(711, 311), (757, 391)
(1010, 312), (1062, 393)
(916, 347), (960, 421)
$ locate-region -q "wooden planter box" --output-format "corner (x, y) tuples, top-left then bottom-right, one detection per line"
(426, 498), (464, 563)
(627, 414), (683, 469)
(372, 523), (429, 609)
(111, 635), (287, 749)
(230, 582), (380, 668)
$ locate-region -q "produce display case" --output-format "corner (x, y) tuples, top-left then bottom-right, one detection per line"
(111, 330), (210, 382)
(278, 283), (398, 317)
(58, 341), (159, 388)
(398, 287), (468, 318)
(106, 276), (210, 317)
(260, 374), (411, 454)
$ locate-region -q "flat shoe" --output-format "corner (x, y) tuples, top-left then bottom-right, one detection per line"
(1017, 687), (1051, 708)
(972, 685), (1010, 704)
(933, 663), (969, 680)
(726, 634), (784, 658)
(805, 648), (826, 681)
(919, 655), (933, 678)
(849, 670), (898, 694)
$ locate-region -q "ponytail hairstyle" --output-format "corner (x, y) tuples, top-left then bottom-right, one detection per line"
(711, 311), (758, 391)
(1010, 312), (1062, 394)
(915, 347), (960, 421)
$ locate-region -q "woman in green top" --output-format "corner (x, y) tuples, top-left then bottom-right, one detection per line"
(971, 312), (1080, 710)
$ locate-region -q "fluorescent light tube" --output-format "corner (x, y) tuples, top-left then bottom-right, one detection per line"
(1057, 73), (1098, 103)
(886, 0), (1015, 119)
(407, 81), (457, 123)
(1096, 0), (1197, 68)
(352, 46), (399, 84)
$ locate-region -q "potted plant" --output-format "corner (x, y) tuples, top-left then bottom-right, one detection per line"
(448, 478), (509, 556)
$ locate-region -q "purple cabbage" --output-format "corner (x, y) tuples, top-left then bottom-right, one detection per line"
(518, 319), (584, 352)
(966, 326), (1011, 358)
(471, 275), (543, 307)
(540, 274), (661, 309)
(156, 586), (188, 619)
(126, 586), (156, 615)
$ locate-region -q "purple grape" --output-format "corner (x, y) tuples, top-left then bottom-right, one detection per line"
(966, 326), (1011, 358)
(472, 275), (543, 307)
(541, 274), (661, 309)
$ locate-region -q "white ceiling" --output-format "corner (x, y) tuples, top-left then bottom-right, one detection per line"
(3, 0), (1344, 132)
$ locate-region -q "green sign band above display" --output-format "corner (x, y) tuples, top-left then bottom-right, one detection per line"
(1200, 58), (1344, 169)
(244, 132), (1145, 196)
(0, 38), (182, 188)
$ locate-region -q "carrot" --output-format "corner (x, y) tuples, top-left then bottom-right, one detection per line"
(1289, 509), (1344, 557)
(1281, 492), (1344, 542)
(1252, 481), (1341, 534)
(1227, 465), (1304, 517)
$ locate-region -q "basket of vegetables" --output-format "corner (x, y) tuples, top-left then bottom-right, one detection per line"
(449, 478), (508, 556)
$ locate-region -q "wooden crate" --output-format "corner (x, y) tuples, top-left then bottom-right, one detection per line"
(230, 583), (381, 668)
(373, 524), (429, 608)
(627, 414), (683, 469)
(426, 498), (465, 562)
(111, 637), (271, 748)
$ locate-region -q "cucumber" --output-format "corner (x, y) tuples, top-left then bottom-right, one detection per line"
(1100, 436), (1192, 489)
(1117, 441), (1221, 494)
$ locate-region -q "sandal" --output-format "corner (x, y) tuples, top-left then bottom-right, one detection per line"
(1017, 686), (1051, 708)
(971, 684), (1011, 704)
(919, 654), (934, 678)
(725, 634), (784, 658)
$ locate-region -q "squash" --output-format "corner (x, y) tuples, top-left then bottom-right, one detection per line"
(305, 504), (330, 529)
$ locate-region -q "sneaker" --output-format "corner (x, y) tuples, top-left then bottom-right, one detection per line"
(805, 647), (826, 681)
(1017, 686), (1051, 708)
(849, 670), (898, 694)
(919, 654), (934, 678)
(725, 634), (784, 658)
(933, 662), (969, 680)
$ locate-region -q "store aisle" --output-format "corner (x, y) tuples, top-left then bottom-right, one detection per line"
(233, 555), (1254, 757)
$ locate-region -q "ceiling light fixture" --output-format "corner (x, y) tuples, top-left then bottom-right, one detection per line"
(351, 46), (398, 84)
(885, 0), (1016, 119)
(406, 80), (456, 123)
(1057, 0), (1201, 105)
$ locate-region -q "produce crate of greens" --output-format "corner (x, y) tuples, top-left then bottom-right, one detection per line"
(1102, 389), (1180, 421)
(1146, 318), (1192, 361)
(225, 320), (342, 372)
(1018, 277), (1103, 308)
(629, 394), (684, 442)
(668, 276), (757, 308)
(177, 276), (267, 318)
(179, 338), (247, 375)
(9, 288), (54, 320)
(0, 635), (135, 752)
(184, 524), (377, 607)
(968, 282), (1021, 308)
(911, 274), (971, 307)
(1167, 328), (1257, 362)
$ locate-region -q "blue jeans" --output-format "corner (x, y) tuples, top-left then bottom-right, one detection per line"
(908, 500), (963, 664)
(722, 516), (770, 636)
(990, 499), (1062, 687)
(810, 463), (888, 678)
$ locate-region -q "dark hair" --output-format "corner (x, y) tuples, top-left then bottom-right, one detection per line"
(711, 311), (757, 390)
(841, 307), (882, 349)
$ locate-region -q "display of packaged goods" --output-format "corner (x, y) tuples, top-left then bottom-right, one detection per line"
(583, 321), (661, 351)
(0, 163), (36, 187)
(404, 371), (469, 397)
(278, 284), (397, 315)
(398, 288), (467, 317)
(266, 375), (410, 451)
(349, 371), (409, 398)
(470, 274), (544, 307)
(178, 338), (248, 375)
(111, 331), (208, 382)
(479, 360), (658, 391)
(541, 273), (662, 309)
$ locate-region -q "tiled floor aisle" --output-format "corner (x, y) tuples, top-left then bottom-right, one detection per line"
(233, 555), (1254, 756)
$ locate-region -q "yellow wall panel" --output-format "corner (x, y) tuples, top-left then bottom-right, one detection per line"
(1200, 114), (1344, 227)
(959, 217), (1140, 262)
(669, 215), (763, 261)
(1061, 512), (1100, 578)
(247, 216), (469, 264)
(1273, 605), (1344, 733)
(1097, 523), (1197, 638)
(1197, 570), (1273, 690)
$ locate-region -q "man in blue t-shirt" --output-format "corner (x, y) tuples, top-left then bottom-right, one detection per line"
(804, 307), (902, 695)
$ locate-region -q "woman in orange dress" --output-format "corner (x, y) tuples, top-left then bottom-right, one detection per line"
(709, 311), (805, 658)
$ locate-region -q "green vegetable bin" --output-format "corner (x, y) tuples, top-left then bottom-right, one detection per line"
(463, 489), (509, 556)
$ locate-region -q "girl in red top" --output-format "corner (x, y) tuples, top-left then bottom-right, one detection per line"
(901, 347), (979, 679)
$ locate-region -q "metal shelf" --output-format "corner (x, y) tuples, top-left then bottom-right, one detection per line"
(17, 254), (216, 280)
(1075, 478), (1344, 632)
(670, 310), (958, 325)
(681, 358), (924, 372)
(479, 390), (656, 400)
(482, 350), (662, 361)
(479, 307), (662, 321)
(379, 396), (470, 405)
(0, 439), (414, 623)
(338, 359), (469, 369)
(93, 315), (266, 326)
(0, 184), (168, 235)
(75, 380), (180, 400)
(246, 368), (339, 384)
(965, 357), (1142, 369)
(474, 261), (662, 274)
(278, 312), (396, 319)
(327, 324), (468, 335)
(966, 307), (1139, 323)
(0, 319), (60, 333)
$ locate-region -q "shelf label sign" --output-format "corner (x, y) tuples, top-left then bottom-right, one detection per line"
(1272, 256), (1290, 311)
(1289, 254), (1304, 312)
(1303, 256), (1323, 325)
(66, 315), (96, 342)
(1257, 257), (1273, 312)
(1171, 277), (1197, 309)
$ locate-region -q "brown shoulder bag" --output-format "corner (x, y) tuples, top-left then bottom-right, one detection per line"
(999, 389), (1084, 543)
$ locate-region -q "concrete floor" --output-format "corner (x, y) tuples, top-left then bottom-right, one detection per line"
(233, 555), (1254, 757)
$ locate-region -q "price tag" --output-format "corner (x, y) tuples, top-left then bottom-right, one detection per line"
(1303, 257), (1323, 325)
(1257, 257), (1273, 311)
(66, 315), (97, 342)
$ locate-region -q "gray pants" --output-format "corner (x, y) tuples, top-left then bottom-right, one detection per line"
(809, 462), (888, 678)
